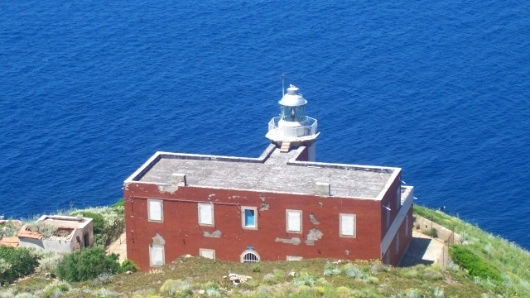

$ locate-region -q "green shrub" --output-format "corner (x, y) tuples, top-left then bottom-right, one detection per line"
(119, 259), (139, 273)
(404, 288), (423, 298)
(92, 272), (113, 286)
(37, 252), (64, 273)
(293, 272), (317, 287)
(160, 279), (193, 297)
(424, 228), (438, 238)
(40, 280), (72, 298)
(401, 267), (419, 278)
(76, 211), (105, 234)
(423, 265), (444, 280)
(56, 247), (121, 282)
(449, 245), (502, 282)
(367, 276), (379, 284)
(336, 286), (351, 296)
(69, 206), (125, 247)
(262, 269), (286, 285)
(0, 246), (39, 284)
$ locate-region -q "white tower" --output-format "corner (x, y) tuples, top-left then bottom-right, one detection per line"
(266, 85), (320, 161)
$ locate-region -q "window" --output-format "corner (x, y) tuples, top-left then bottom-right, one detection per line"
(286, 209), (302, 233)
(241, 207), (257, 229)
(339, 213), (356, 237)
(150, 244), (165, 266)
(396, 234), (400, 255)
(386, 207), (390, 229)
(286, 256), (303, 261)
(198, 203), (214, 226)
(148, 199), (163, 222)
(240, 250), (260, 263)
(199, 248), (215, 259)
(149, 233), (165, 267)
(405, 215), (409, 237)
(396, 186), (401, 210)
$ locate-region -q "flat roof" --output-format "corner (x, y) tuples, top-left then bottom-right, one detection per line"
(37, 215), (92, 229)
(125, 145), (400, 200)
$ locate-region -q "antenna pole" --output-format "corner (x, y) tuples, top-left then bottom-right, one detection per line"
(281, 73), (285, 96)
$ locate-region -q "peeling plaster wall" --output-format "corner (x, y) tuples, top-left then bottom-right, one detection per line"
(125, 182), (384, 271)
(18, 238), (45, 250)
(304, 228), (323, 245)
(203, 230), (222, 238)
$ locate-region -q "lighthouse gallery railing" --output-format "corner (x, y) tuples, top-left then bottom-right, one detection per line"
(268, 116), (318, 137)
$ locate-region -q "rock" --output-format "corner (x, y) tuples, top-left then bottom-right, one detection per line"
(225, 273), (253, 285)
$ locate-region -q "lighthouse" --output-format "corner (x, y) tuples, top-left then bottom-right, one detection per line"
(266, 84), (319, 161)
(125, 82), (414, 271)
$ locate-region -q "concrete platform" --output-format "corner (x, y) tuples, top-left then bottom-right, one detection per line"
(399, 230), (448, 267)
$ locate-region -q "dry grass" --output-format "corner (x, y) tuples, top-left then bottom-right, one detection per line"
(3, 205), (528, 297)
(5, 256), (488, 297)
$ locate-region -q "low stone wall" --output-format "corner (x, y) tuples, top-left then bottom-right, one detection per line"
(413, 215), (461, 245)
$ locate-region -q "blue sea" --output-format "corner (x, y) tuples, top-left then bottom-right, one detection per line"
(1, 0), (529, 250)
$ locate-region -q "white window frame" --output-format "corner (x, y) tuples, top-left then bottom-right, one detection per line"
(241, 206), (258, 230)
(386, 207), (390, 229)
(198, 203), (214, 226)
(149, 243), (165, 267)
(396, 186), (401, 210)
(199, 248), (216, 259)
(339, 213), (356, 238)
(286, 209), (302, 233)
(286, 255), (303, 261)
(240, 250), (260, 263)
(148, 199), (163, 222)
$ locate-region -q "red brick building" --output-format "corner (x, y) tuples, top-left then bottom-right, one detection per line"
(124, 85), (413, 271)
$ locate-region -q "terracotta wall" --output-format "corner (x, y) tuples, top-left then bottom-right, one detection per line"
(125, 183), (384, 271)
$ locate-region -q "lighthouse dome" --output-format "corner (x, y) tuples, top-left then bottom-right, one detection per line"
(278, 85), (307, 107)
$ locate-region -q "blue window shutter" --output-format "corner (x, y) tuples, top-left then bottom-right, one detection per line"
(245, 209), (255, 226)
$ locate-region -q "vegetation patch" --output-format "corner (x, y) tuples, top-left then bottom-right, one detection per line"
(69, 203), (124, 247)
(40, 279), (72, 298)
(423, 227), (438, 238)
(449, 244), (502, 282)
(0, 246), (39, 285)
(160, 279), (193, 297)
(0, 220), (22, 240)
(56, 247), (124, 282)
(26, 221), (57, 238)
(2, 205), (528, 297)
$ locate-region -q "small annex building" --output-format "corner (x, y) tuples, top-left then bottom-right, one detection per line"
(17, 215), (94, 253)
(124, 85), (414, 271)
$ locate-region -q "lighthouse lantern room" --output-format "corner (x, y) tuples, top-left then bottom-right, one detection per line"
(266, 84), (319, 160)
